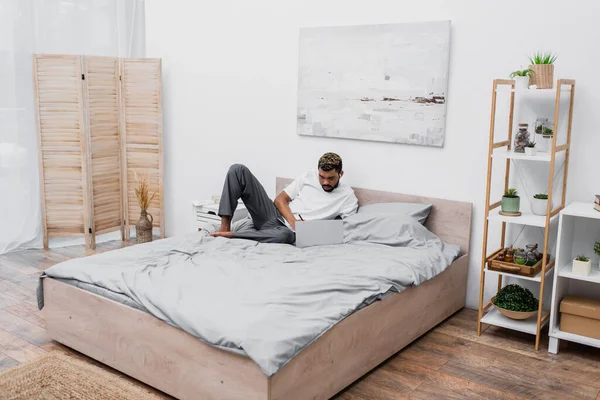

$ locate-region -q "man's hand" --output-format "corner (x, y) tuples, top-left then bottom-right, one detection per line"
(210, 231), (233, 238)
(274, 191), (297, 229)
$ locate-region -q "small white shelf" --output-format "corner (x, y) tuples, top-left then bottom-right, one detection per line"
(481, 307), (549, 335)
(549, 329), (600, 349)
(492, 149), (551, 162)
(558, 264), (600, 284)
(485, 264), (554, 283)
(487, 208), (558, 227)
(560, 202), (600, 219)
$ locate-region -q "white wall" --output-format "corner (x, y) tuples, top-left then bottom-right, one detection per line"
(145, 0), (600, 308)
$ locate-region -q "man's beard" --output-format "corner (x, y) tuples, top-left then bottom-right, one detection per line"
(321, 181), (339, 192)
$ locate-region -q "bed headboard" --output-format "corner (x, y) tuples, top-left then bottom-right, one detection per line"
(276, 178), (473, 255)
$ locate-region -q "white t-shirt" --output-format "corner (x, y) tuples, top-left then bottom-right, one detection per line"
(283, 170), (358, 224)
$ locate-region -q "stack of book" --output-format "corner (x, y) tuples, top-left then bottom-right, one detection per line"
(595, 195), (600, 212)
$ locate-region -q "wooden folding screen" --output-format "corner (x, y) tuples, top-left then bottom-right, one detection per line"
(33, 55), (164, 249)
(121, 59), (164, 239)
(33, 55), (91, 249)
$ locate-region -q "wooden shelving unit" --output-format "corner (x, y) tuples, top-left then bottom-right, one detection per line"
(477, 78), (576, 350)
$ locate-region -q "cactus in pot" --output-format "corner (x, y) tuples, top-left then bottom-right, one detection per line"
(531, 193), (548, 216)
(501, 188), (520, 214)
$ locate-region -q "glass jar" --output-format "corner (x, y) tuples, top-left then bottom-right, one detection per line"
(505, 246), (514, 263)
(534, 118), (549, 135)
(526, 244), (541, 260)
(514, 249), (527, 265)
(534, 117), (552, 152)
(514, 123), (530, 153)
(525, 244), (540, 266)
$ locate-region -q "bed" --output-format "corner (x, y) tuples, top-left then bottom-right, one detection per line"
(41, 178), (472, 400)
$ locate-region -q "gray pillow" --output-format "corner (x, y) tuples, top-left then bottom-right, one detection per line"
(357, 202), (432, 224)
(343, 213), (435, 247)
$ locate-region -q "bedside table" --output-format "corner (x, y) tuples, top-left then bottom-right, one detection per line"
(192, 200), (247, 231)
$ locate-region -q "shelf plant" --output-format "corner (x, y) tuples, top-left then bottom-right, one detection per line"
(528, 52), (557, 89)
(572, 254), (591, 276)
(509, 68), (534, 90)
(493, 284), (539, 312)
(531, 193), (548, 216)
(501, 188), (520, 214)
(525, 141), (537, 156)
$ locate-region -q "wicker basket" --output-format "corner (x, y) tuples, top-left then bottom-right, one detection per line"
(136, 210), (153, 244)
(529, 64), (554, 89)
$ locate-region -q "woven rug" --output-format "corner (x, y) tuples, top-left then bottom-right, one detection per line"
(0, 351), (165, 399)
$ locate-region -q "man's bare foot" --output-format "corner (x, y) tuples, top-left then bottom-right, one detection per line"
(210, 231), (233, 238)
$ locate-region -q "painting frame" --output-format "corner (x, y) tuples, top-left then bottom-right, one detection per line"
(297, 20), (451, 147)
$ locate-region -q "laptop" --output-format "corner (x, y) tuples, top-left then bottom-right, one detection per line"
(295, 220), (344, 248)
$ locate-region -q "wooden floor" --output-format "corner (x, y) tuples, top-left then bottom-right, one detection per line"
(1, 241), (600, 400)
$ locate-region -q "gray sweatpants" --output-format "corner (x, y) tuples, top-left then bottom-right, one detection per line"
(218, 164), (295, 244)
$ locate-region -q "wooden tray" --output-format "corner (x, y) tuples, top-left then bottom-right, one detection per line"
(487, 250), (550, 277)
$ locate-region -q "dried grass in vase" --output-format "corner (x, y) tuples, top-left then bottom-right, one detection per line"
(134, 171), (156, 244)
(134, 171), (157, 212)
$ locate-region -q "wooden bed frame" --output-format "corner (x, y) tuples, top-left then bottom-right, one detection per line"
(43, 179), (472, 400)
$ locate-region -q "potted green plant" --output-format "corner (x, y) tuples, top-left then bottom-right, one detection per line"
(531, 193), (548, 216)
(529, 52), (557, 89)
(509, 68), (534, 90)
(572, 254), (591, 276)
(492, 284), (539, 320)
(524, 141), (537, 156)
(501, 188), (520, 214)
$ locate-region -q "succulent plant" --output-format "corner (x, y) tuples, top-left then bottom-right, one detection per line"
(576, 254), (590, 262)
(509, 69), (534, 78)
(526, 141), (536, 148)
(504, 188), (518, 198)
(533, 194), (548, 200)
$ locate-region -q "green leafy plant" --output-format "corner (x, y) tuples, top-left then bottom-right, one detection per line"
(526, 141), (536, 148)
(575, 254), (590, 262)
(509, 69), (534, 78)
(595, 242), (600, 257)
(534, 193), (548, 200)
(543, 127), (553, 135)
(493, 284), (539, 312)
(529, 52), (558, 65)
(504, 188), (518, 198)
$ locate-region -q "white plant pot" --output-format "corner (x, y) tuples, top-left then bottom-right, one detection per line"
(531, 198), (548, 216)
(514, 76), (530, 90)
(572, 259), (591, 276)
(524, 147), (537, 156)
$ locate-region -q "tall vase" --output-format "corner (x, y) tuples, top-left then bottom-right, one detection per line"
(136, 210), (153, 244)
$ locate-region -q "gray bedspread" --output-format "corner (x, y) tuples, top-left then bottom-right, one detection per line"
(39, 215), (460, 376)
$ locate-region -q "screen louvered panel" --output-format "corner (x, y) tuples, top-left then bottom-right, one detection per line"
(83, 56), (123, 246)
(121, 58), (164, 237)
(33, 55), (90, 249)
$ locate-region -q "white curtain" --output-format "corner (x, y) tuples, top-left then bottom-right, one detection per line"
(0, 0), (145, 254)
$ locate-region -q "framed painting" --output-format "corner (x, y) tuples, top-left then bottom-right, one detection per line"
(297, 21), (451, 147)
